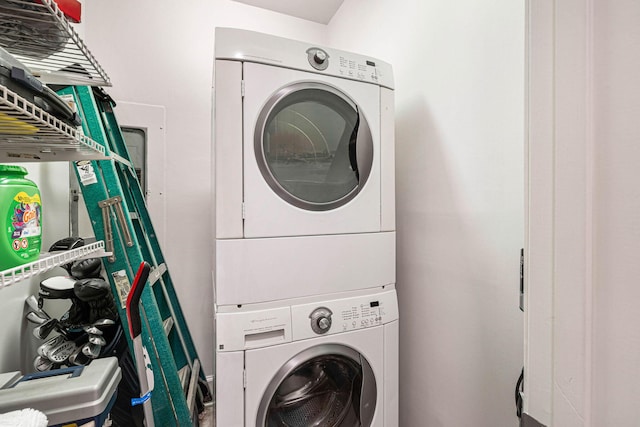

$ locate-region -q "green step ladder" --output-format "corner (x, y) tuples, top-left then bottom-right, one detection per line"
(58, 85), (211, 426)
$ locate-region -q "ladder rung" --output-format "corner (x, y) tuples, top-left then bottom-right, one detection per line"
(110, 151), (132, 167)
(186, 358), (201, 417)
(177, 365), (190, 393)
(148, 263), (167, 287)
(163, 317), (174, 336)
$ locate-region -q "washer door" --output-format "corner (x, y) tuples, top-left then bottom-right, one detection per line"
(256, 344), (377, 427)
(255, 82), (374, 211)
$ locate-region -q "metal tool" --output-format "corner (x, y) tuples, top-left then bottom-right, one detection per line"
(88, 335), (106, 346)
(47, 339), (77, 364)
(83, 325), (103, 336)
(33, 355), (53, 372)
(33, 318), (59, 340)
(81, 342), (101, 359)
(37, 335), (67, 358)
(25, 295), (51, 320)
(98, 196), (133, 262)
(26, 311), (47, 325)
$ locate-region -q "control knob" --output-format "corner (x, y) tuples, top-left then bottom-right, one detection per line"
(313, 50), (327, 65)
(309, 307), (333, 334)
(318, 317), (330, 329)
(307, 48), (329, 70)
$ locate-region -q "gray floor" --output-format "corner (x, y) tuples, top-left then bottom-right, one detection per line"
(199, 403), (214, 427)
(104, 402), (213, 426)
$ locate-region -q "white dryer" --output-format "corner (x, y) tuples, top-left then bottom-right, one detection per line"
(215, 287), (399, 427)
(214, 28), (396, 305)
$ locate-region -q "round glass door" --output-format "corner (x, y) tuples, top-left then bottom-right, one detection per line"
(255, 82), (374, 211)
(256, 344), (377, 427)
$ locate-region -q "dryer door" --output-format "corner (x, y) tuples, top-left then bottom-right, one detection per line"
(255, 82), (374, 211)
(242, 63), (382, 238)
(256, 344), (377, 427)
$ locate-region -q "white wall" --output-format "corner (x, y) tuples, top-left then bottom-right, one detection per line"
(328, 1), (524, 426)
(81, 0), (328, 378)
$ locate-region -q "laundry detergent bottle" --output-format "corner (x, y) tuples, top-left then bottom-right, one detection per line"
(0, 165), (42, 271)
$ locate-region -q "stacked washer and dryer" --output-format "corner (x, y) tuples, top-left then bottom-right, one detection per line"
(213, 28), (398, 427)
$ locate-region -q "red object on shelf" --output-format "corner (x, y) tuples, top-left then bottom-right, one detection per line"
(36, 0), (82, 23)
(53, 0), (81, 23)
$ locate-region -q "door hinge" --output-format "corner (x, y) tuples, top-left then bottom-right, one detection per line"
(242, 202), (246, 220)
(241, 80), (245, 98)
(243, 368), (247, 389)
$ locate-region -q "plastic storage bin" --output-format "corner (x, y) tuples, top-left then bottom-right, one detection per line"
(0, 357), (122, 426)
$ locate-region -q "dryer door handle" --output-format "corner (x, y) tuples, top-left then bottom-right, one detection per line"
(348, 107), (361, 181)
(348, 105), (374, 189)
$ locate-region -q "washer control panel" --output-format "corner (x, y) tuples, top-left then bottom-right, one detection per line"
(292, 289), (399, 341)
(216, 288), (398, 350)
(338, 299), (382, 330)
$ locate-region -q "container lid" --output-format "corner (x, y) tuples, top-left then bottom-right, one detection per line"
(0, 164), (28, 175)
(0, 357), (122, 424)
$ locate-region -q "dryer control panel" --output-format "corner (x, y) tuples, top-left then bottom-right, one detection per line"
(215, 27), (394, 89)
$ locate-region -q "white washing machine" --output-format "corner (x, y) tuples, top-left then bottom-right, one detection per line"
(215, 287), (399, 427)
(214, 28), (396, 305)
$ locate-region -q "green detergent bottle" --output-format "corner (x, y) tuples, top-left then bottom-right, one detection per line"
(0, 165), (42, 271)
